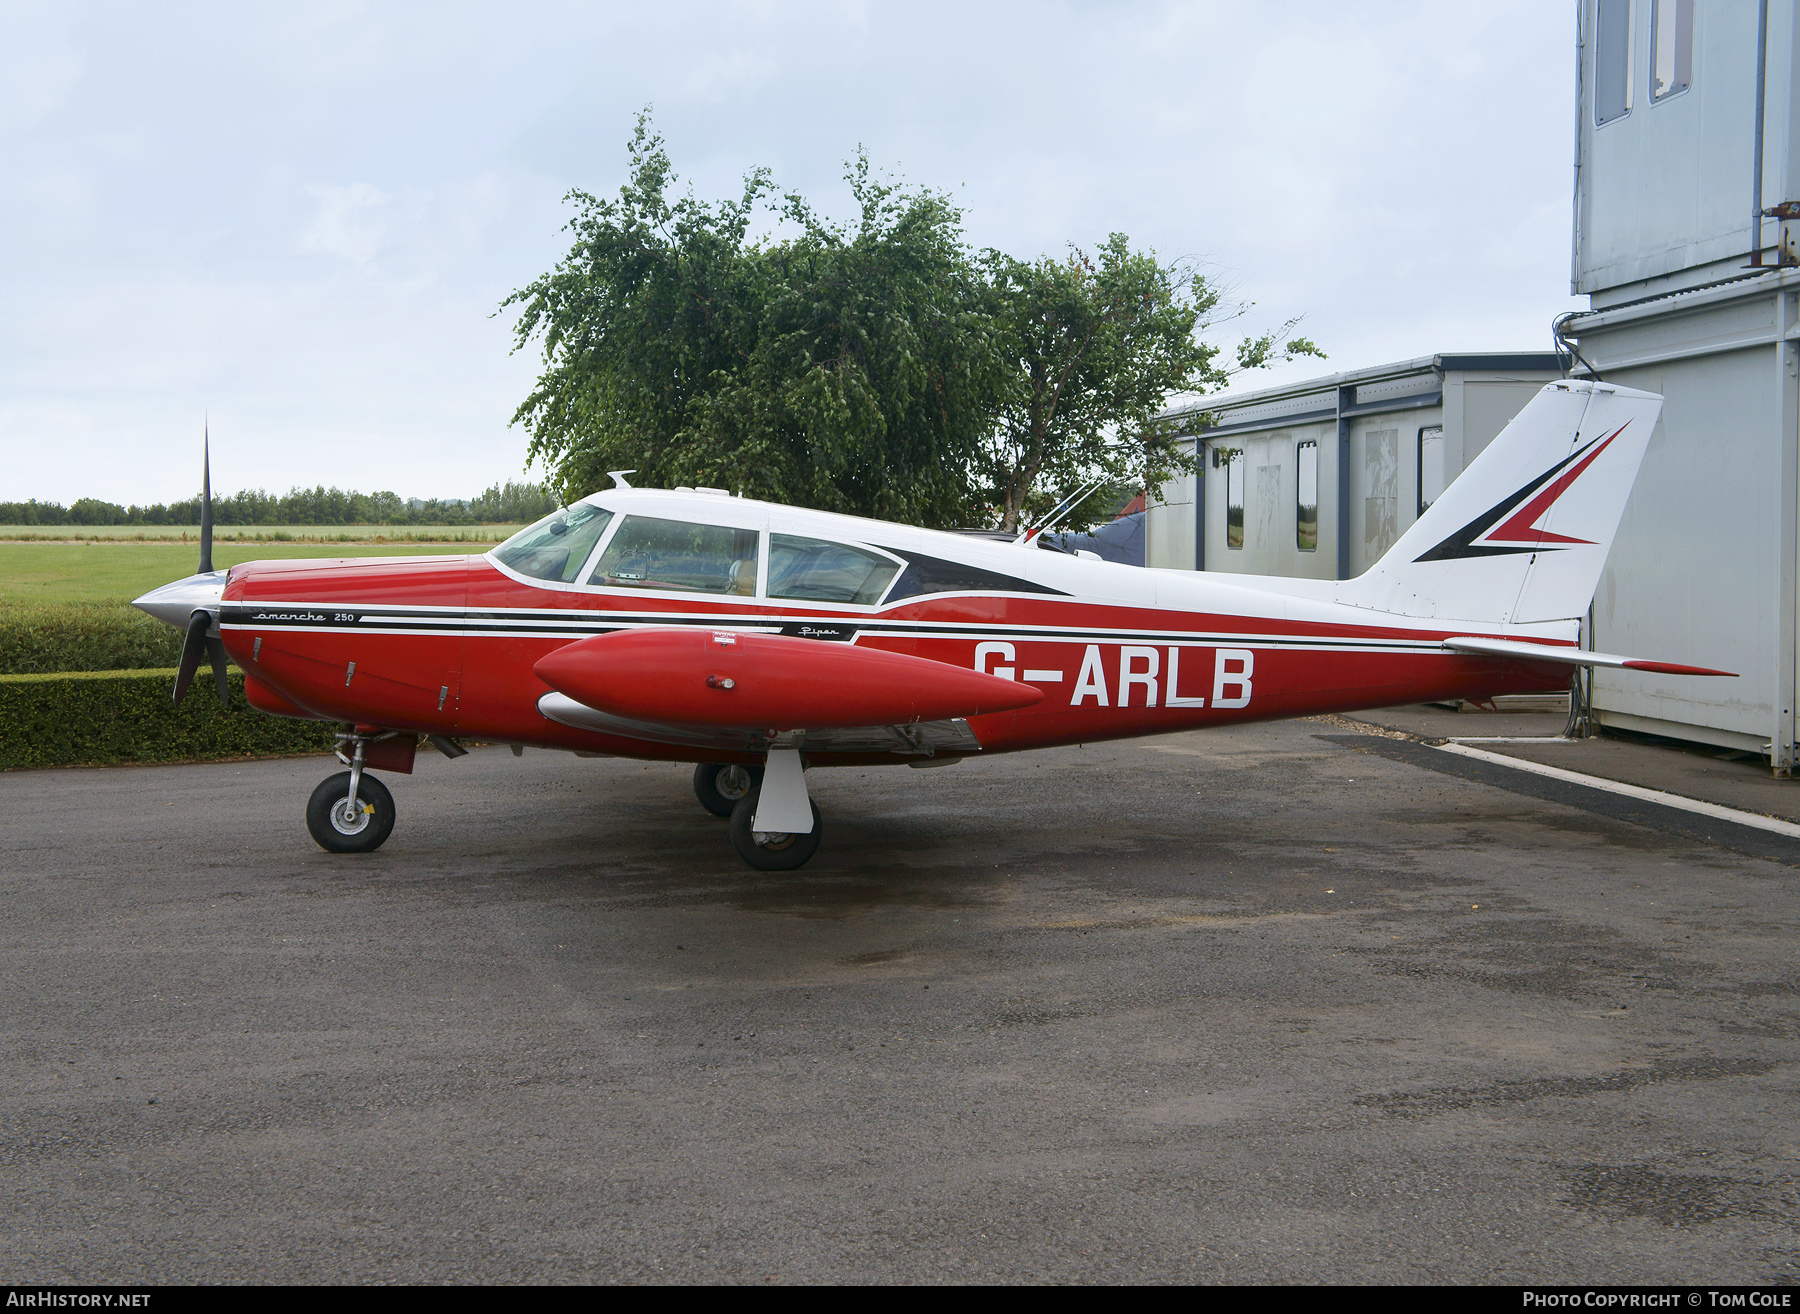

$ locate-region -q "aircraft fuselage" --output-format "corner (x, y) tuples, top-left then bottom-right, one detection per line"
(212, 490), (1573, 768)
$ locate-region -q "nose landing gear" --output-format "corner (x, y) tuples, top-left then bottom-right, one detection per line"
(306, 771), (395, 852)
(305, 731), (398, 853)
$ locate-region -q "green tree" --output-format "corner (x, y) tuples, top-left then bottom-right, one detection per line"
(978, 238), (1323, 533)
(505, 115), (1321, 534)
(504, 115), (1006, 528)
(469, 481), (557, 523)
(67, 498), (128, 525)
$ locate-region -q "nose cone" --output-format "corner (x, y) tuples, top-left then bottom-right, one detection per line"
(133, 569), (229, 630)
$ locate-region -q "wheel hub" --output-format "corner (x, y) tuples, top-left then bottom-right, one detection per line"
(332, 798), (373, 835)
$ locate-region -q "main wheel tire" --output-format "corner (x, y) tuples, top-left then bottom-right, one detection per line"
(728, 789), (822, 871)
(305, 771), (396, 854)
(694, 762), (762, 818)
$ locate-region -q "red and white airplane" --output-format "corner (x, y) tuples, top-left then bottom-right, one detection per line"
(135, 380), (1730, 869)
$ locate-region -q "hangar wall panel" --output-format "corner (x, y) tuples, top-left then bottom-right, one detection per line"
(1145, 477), (1195, 571)
(1192, 421), (1340, 579)
(1588, 344), (1780, 744)
(1460, 380), (1554, 464)
(1350, 419), (1409, 575)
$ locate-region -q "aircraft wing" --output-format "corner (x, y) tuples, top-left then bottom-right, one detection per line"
(1443, 635), (1735, 677)
(532, 627), (1043, 757)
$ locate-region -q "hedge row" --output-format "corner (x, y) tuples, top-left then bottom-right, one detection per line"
(1, 669), (339, 769)
(1, 603), (187, 675)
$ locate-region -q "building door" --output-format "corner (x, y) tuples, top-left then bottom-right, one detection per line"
(1360, 427), (1400, 571)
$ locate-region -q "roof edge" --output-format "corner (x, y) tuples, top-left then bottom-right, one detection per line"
(1160, 351), (1564, 424)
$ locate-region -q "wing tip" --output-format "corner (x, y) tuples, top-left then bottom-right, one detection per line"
(1621, 660), (1737, 677)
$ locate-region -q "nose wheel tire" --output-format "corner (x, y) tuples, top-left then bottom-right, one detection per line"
(306, 771), (396, 853)
(694, 762), (762, 818)
(728, 789), (822, 870)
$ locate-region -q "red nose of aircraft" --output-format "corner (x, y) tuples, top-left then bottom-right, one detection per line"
(533, 627), (1045, 730)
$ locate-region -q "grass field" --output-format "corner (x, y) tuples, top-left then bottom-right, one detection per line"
(0, 542), (489, 605)
(0, 523), (523, 543)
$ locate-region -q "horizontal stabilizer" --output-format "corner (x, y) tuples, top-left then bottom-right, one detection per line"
(1443, 636), (1735, 677)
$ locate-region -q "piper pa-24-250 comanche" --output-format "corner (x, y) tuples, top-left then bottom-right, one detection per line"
(136, 380), (1731, 870)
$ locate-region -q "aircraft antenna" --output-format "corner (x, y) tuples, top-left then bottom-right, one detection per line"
(1014, 476), (1106, 547)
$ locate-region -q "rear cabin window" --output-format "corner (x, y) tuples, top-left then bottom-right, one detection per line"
(882, 549), (1064, 604)
(492, 504), (614, 583)
(767, 534), (901, 605)
(588, 515), (760, 595)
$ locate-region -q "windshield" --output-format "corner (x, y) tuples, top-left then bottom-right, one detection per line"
(492, 503), (614, 583)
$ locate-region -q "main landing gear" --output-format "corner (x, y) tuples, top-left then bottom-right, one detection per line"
(692, 762), (762, 817)
(305, 730), (398, 853)
(696, 748), (822, 870)
(728, 791), (822, 870)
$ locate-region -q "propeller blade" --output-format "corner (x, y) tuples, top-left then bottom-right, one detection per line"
(198, 422), (214, 576)
(172, 610), (210, 705)
(206, 636), (230, 707)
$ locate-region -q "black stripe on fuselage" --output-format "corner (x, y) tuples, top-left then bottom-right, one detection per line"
(218, 602), (1510, 656)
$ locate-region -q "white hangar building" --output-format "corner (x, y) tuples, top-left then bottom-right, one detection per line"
(1151, 0), (1800, 768)
(1145, 354), (1564, 580)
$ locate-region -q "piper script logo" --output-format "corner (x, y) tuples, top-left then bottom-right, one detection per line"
(976, 643), (1252, 709)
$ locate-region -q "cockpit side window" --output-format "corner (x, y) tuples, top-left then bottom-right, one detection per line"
(492, 504), (614, 583)
(767, 534), (901, 605)
(588, 515), (760, 595)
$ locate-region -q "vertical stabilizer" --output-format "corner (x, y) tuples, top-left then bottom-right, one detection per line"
(1334, 380), (1662, 625)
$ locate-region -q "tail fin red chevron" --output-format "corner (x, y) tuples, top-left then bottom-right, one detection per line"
(1336, 380), (1663, 626)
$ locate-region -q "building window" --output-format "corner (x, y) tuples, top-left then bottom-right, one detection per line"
(1296, 440), (1318, 552)
(1650, 0), (1692, 101)
(1215, 447), (1245, 550)
(1596, 0), (1634, 125)
(1418, 426), (1446, 516)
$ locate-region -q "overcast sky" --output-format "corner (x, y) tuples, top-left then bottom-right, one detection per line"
(1, 0), (1581, 506)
